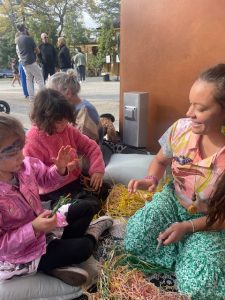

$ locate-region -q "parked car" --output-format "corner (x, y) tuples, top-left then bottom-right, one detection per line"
(0, 69), (13, 78)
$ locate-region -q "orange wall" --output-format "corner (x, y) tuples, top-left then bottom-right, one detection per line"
(120, 0), (225, 152)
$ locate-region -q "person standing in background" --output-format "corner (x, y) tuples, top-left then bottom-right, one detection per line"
(73, 48), (86, 82)
(15, 32), (29, 98)
(10, 58), (20, 87)
(38, 33), (57, 82)
(57, 37), (71, 72)
(16, 24), (44, 101)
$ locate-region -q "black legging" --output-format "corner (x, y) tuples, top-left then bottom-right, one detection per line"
(77, 65), (85, 81)
(40, 178), (110, 209)
(38, 199), (98, 272)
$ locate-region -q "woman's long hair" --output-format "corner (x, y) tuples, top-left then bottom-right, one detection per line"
(207, 171), (225, 228)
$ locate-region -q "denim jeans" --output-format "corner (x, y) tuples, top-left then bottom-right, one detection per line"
(19, 63), (29, 97)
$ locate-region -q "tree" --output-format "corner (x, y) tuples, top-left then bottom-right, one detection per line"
(0, 0), (121, 70)
(0, 0), (18, 30)
(0, 0), (98, 66)
(26, 15), (58, 45)
(0, 0), (98, 38)
(64, 11), (90, 50)
(93, 18), (116, 73)
(0, 3), (17, 68)
(85, 0), (121, 75)
(0, 36), (16, 68)
(94, 0), (120, 23)
(22, 0), (97, 37)
(86, 0), (120, 75)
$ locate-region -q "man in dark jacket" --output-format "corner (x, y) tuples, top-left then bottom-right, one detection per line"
(39, 33), (57, 81)
(57, 37), (71, 72)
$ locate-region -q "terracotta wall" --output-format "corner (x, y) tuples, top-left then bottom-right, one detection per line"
(120, 0), (225, 152)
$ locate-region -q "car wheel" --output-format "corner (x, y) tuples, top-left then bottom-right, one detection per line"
(0, 100), (10, 114)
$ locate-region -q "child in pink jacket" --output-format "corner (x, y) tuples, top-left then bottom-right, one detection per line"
(23, 88), (107, 209)
(0, 113), (113, 285)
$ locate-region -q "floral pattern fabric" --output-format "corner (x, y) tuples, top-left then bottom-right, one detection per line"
(159, 118), (225, 212)
(125, 118), (225, 298)
(124, 184), (225, 299)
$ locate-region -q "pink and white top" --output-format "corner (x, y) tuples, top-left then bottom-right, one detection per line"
(0, 157), (67, 280)
(159, 118), (225, 212)
(23, 124), (105, 194)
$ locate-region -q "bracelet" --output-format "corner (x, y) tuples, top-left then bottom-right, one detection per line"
(144, 175), (159, 185)
(188, 219), (195, 233)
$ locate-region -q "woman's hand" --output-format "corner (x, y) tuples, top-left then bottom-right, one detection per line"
(90, 172), (103, 191)
(158, 222), (189, 245)
(32, 210), (57, 235)
(128, 178), (157, 193)
(52, 145), (73, 175)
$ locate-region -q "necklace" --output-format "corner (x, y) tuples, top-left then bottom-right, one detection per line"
(187, 192), (198, 214)
(187, 162), (199, 214)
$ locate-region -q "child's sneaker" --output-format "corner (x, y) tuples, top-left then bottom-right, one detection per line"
(109, 218), (127, 239)
(85, 216), (113, 242)
(49, 266), (89, 286)
(77, 255), (101, 289)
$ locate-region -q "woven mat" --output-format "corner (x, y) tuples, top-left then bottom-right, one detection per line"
(77, 183), (189, 299)
(95, 233), (177, 291)
(75, 230), (189, 299)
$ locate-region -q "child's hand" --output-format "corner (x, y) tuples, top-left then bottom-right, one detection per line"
(157, 222), (188, 245)
(128, 178), (157, 193)
(32, 210), (57, 235)
(52, 145), (73, 175)
(67, 159), (80, 172)
(90, 172), (103, 191)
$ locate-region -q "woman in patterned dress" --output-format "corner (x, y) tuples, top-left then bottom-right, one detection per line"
(124, 64), (225, 300)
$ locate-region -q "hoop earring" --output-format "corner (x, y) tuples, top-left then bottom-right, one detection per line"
(221, 125), (225, 136)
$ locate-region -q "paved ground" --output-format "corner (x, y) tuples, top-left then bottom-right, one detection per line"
(0, 76), (120, 130)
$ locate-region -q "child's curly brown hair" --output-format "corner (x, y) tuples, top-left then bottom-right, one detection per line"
(30, 88), (75, 135)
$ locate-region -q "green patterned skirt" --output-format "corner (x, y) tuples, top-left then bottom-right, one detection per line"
(124, 183), (225, 300)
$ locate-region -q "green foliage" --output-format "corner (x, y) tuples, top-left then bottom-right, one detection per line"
(26, 16), (58, 46)
(0, 0), (121, 74)
(0, 36), (16, 68)
(50, 193), (72, 217)
(87, 53), (102, 76)
(95, 19), (116, 71)
(0, 12), (17, 68)
(94, 0), (120, 23)
(22, 0), (97, 37)
(64, 11), (90, 48)
(86, 17), (119, 75)
(0, 0), (98, 37)
(0, 0), (96, 58)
